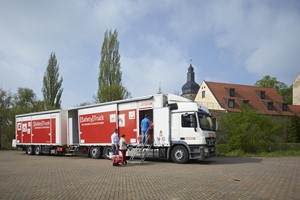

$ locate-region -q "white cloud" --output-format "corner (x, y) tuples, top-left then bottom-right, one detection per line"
(122, 34), (187, 96)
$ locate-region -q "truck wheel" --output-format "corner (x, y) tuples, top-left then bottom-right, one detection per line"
(34, 146), (41, 155)
(90, 147), (102, 159)
(171, 145), (189, 164)
(26, 146), (34, 155)
(103, 146), (112, 159)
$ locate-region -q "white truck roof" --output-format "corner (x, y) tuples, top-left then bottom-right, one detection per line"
(15, 109), (63, 118)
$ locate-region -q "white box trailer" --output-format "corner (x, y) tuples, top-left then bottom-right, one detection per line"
(14, 94), (216, 164)
(15, 109), (68, 155)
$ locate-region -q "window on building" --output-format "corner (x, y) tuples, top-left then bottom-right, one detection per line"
(202, 90), (205, 98)
(228, 99), (235, 108)
(242, 100), (249, 107)
(282, 103), (288, 111)
(260, 91), (266, 99)
(267, 102), (273, 110)
(229, 88), (235, 97)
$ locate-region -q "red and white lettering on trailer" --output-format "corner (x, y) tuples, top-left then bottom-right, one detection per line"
(31, 118), (56, 144)
(78, 109), (137, 144)
(79, 110), (116, 144)
(16, 116), (56, 145)
(15, 111), (67, 146)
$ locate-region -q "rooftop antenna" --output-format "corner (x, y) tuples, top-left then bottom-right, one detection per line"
(157, 81), (162, 94)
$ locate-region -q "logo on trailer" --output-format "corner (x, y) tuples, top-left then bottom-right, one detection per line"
(118, 114), (125, 127)
(80, 114), (105, 126)
(129, 111), (135, 120)
(17, 123), (21, 131)
(110, 114), (116, 123)
(33, 120), (50, 129)
(22, 124), (27, 132)
(140, 101), (153, 109)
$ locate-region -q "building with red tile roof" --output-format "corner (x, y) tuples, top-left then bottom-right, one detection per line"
(195, 80), (299, 116)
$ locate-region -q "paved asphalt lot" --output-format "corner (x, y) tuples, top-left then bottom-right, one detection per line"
(0, 150), (299, 200)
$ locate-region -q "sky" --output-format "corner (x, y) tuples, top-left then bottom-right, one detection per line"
(1, 0), (300, 108)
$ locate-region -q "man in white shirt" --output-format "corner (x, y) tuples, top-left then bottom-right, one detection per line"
(111, 128), (120, 166)
(111, 128), (119, 155)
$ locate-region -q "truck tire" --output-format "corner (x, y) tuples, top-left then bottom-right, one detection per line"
(171, 145), (189, 164)
(90, 147), (102, 159)
(103, 146), (112, 159)
(26, 146), (34, 155)
(34, 146), (42, 155)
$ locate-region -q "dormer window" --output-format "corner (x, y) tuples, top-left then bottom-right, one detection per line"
(282, 103), (288, 111)
(267, 102), (273, 110)
(228, 99), (235, 108)
(260, 91), (266, 99)
(229, 88), (235, 97)
(242, 100), (249, 106)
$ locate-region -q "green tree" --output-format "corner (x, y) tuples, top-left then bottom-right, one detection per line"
(255, 75), (292, 103)
(0, 87), (44, 149)
(287, 115), (300, 143)
(278, 87), (292, 104)
(12, 88), (43, 114)
(97, 29), (130, 103)
(0, 88), (13, 149)
(42, 52), (63, 110)
(255, 75), (287, 89)
(220, 106), (283, 153)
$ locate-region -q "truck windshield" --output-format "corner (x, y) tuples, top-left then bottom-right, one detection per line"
(197, 112), (214, 131)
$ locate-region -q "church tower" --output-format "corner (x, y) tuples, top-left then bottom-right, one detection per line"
(181, 64), (200, 100)
(293, 73), (300, 105)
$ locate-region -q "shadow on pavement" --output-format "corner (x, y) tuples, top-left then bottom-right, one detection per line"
(189, 157), (263, 165)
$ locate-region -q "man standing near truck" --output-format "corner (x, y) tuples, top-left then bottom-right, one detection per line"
(111, 128), (119, 155)
(141, 114), (150, 144)
(111, 128), (120, 166)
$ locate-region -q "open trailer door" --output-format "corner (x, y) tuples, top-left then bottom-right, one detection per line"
(153, 107), (170, 147)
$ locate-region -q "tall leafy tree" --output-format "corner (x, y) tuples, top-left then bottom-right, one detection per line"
(13, 88), (43, 114)
(97, 29), (130, 103)
(42, 52), (63, 110)
(220, 106), (283, 153)
(0, 88), (13, 149)
(255, 75), (287, 89)
(255, 75), (292, 104)
(0, 87), (46, 149)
